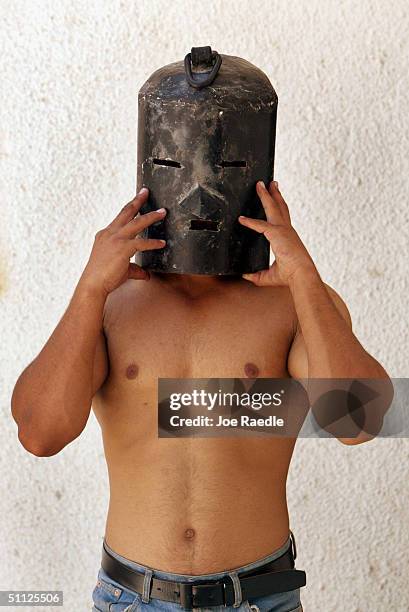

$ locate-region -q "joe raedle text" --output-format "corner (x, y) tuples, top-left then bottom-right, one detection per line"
(169, 414), (285, 428)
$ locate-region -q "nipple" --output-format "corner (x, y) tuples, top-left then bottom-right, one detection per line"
(244, 362), (259, 378)
(125, 363), (139, 379)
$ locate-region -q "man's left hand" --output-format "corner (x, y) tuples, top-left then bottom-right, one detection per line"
(238, 181), (318, 287)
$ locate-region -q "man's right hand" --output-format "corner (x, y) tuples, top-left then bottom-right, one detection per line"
(80, 187), (166, 297)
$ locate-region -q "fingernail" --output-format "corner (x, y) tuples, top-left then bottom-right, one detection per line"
(273, 180), (279, 188)
(258, 180), (265, 189)
(156, 208), (166, 214)
(139, 186), (148, 195)
(159, 239), (166, 244)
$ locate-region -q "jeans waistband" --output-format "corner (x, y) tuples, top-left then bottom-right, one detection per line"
(102, 533), (292, 583)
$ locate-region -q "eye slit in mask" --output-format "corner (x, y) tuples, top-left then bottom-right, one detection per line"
(219, 160), (247, 168)
(152, 158), (182, 168)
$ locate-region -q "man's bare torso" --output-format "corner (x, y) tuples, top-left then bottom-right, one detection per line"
(92, 273), (300, 574)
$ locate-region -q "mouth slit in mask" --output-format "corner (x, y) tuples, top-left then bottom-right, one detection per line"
(189, 219), (220, 232)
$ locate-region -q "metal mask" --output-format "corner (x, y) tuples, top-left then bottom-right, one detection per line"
(136, 46), (278, 275)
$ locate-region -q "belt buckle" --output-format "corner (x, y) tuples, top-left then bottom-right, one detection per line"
(222, 578), (235, 607)
(179, 579), (233, 609)
(179, 583), (194, 609)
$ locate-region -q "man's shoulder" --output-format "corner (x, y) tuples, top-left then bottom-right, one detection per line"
(238, 282), (297, 332)
(245, 279), (352, 331)
(102, 278), (151, 326)
(241, 280), (295, 307)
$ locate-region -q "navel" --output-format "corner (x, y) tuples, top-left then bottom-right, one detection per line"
(184, 528), (196, 540)
(125, 363), (139, 379)
(244, 362), (259, 378)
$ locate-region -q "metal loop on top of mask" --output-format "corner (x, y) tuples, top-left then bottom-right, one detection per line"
(184, 46), (222, 89)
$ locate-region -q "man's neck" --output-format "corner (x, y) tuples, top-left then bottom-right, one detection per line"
(152, 271), (242, 299)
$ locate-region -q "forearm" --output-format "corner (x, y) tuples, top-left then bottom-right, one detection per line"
(289, 269), (386, 378)
(11, 274), (106, 454)
(288, 268), (394, 443)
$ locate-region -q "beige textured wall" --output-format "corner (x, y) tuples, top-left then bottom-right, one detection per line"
(1, 1), (408, 610)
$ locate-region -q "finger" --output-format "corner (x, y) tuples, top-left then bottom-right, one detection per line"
(127, 262), (150, 281)
(242, 269), (271, 286)
(242, 262), (282, 287)
(121, 208), (167, 238)
(268, 181), (291, 225)
(108, 187), (150, 231)
(133, 237), (167, 252)
(238, 215), (271, 235)
(256, 181), (284, 224)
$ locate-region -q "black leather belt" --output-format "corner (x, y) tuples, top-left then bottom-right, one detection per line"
(101, 538), (306, 608)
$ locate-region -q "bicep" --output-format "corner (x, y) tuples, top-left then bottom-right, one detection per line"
(287, 284), (352, 379)
(91, 328), (109, 396)
(287, 327), (308, 379)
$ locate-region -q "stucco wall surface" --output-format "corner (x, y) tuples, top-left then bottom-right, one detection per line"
(1, 1), (408, 611)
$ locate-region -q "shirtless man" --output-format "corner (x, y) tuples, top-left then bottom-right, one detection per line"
(11, 180), (390, 611)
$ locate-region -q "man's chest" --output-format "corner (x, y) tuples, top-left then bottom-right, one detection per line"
(102, 289), (295, 386)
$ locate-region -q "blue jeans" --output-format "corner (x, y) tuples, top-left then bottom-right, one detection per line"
(92, 536), (303, 612)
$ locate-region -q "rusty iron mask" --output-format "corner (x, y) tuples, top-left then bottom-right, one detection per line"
(135, 46), (278, 275)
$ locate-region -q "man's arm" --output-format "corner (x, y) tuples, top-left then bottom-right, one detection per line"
(11, 187), (167, 456)
(287, 274), (384, 378)
(11, 281), (109, 456)
(286, 273), (392, 444)
(239, 180), (393, 445)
